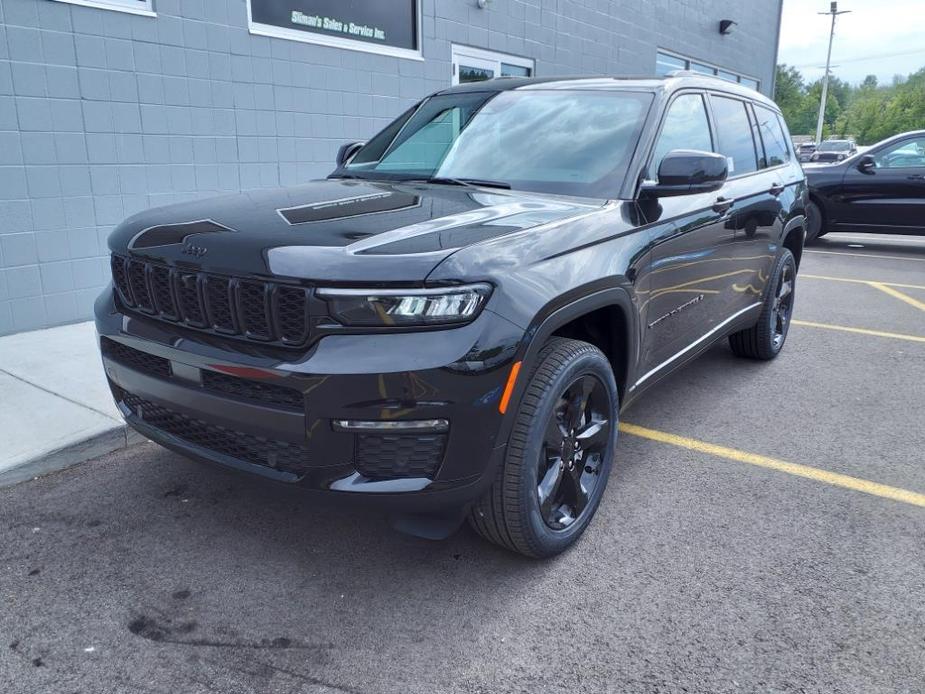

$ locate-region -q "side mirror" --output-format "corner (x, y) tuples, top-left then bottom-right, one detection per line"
(641, 150), (728, 198)
(857, 154), (876, 173)
(336, 141), (365, 168)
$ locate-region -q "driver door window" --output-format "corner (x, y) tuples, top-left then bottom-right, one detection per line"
(651, 94), (713, 174)
(875, 137), (925, 169)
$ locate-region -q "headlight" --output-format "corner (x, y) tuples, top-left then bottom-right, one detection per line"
(811, 154), (820, 161)
(317, 284), (492, 327)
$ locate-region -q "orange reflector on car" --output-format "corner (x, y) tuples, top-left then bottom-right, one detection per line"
(498, 361), (522, 414)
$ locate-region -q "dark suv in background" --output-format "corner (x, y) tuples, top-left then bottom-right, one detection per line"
(796, 142), (817, 162)
(97, 74), (806, 558)
(804, 130), (925, 242)
(809, 139), (857, 164)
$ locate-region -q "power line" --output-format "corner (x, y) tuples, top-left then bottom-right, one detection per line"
(795, 47), (925, 68)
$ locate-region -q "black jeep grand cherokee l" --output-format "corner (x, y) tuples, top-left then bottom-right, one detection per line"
(97, 74), (806, 557)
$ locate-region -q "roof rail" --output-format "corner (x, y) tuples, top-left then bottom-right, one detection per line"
(666, 69), (725, 81)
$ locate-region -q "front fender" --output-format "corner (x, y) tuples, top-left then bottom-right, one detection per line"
(492, 285), (639, 447)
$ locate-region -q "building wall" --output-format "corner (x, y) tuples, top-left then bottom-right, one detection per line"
(0, 0), (782, 335)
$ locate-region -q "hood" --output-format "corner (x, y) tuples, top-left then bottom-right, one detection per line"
(109, 179), (600, 283)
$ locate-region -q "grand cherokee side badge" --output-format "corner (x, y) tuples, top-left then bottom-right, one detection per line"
(648, 294), (705, 328)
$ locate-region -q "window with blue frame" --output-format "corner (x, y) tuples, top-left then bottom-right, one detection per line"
(656, 50), (760, 92)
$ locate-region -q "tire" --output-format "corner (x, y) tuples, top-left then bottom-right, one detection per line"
(728, 249), (797, 360)
(804, 200), (826, 243)
(468, 338), (619, 558)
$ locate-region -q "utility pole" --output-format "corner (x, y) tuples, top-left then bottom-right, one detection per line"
(815, 1), (850, 143)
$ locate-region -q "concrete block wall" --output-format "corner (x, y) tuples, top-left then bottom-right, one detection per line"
(0, 0), (781, 335)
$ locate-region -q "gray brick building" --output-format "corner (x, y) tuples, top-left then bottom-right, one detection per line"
(0, 0), (782, 335)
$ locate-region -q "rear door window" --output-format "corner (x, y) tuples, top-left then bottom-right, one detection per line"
(710, 95), (758, 176)
(753, 105), (791, 168)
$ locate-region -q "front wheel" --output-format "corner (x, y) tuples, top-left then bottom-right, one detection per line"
(469, 338), (619, 558)
(729, 249), (796, 360)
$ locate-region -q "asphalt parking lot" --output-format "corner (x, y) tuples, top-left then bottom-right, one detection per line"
(2, 233), (923, 694)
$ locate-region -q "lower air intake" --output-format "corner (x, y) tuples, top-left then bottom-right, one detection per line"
(354, 433), (446, 480)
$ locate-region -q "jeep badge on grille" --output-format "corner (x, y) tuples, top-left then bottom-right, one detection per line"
(181, 243), (207, 257)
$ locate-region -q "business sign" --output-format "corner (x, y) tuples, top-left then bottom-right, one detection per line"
(249, 1), (419, 56)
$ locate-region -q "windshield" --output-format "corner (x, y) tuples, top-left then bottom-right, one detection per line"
(342, 90), (653, 198)
(818, 141), (851, 152)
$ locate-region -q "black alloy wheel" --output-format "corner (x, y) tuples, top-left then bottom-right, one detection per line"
(538, 375), (611, 530)
(771, 261), (794, 349)
(729, 248), (797, 360)
(469, 338), (619, 558)
(804, 200), (825, 242)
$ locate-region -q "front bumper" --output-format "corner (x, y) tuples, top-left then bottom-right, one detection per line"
(95, 289), (523, 511)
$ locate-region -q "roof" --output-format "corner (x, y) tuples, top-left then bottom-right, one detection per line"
(862, 129), (925, 148)
(436, 72), (778, 110)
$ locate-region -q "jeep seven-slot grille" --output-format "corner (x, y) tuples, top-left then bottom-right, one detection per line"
(110, 255), (309, 346)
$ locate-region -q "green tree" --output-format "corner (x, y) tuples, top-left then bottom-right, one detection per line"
(774, 64), (804, 117)
(774, 63), (925, 144)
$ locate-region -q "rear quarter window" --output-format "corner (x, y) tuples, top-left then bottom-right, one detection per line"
(753, 105), (791, 168)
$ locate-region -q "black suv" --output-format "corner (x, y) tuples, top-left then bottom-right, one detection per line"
(97, 74), (806, 557)
(804, 130), (925, 241)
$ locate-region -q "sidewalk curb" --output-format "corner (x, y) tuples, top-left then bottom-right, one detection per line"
(0, 423), (146, 488)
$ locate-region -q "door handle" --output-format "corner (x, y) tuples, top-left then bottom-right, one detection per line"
(769, 182), (786, 196)
(907, 174), (925, 181)
(712, 196), (734, 213)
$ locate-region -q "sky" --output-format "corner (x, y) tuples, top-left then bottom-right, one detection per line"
(778, 0), (925, 85)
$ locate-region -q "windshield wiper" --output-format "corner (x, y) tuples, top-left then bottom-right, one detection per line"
(425, 176), (511, 190)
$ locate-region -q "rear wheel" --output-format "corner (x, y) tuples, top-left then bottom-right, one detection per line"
(469, 338), (618, 558)
(805, 200), (826, 243)
(729, 249), (796, 360)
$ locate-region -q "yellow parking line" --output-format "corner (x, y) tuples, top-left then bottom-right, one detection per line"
(791, 319), (925, 343)
(619, 422), (925, 508)
(802, 274), (925, 291)
(868, 282), (925, 312)
(805, 249), (925, 263)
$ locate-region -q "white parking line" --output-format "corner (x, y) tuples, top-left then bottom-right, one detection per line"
(805, 249), (925, 263)
(826, 234), (925, 245)
(801, 274), (925, 291)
